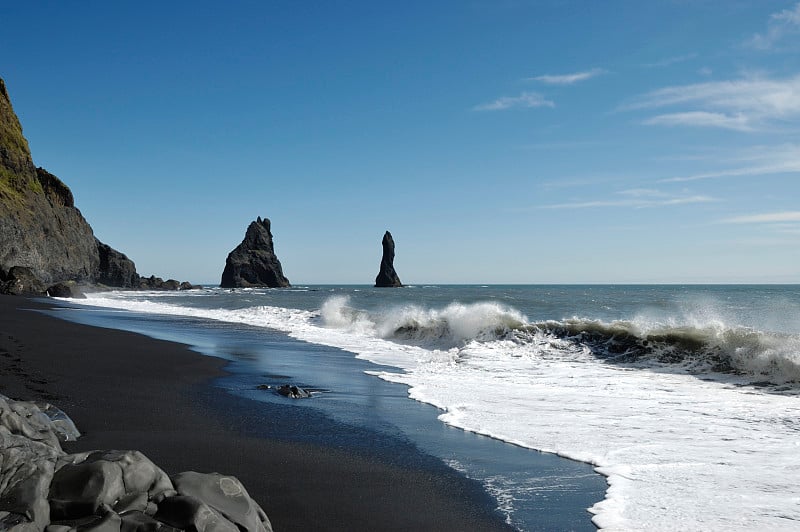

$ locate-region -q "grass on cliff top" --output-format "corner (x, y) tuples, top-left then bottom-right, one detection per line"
(1, 80), (43, 212)
(0, 167), (42, 211)
(0, 99), (31, 166)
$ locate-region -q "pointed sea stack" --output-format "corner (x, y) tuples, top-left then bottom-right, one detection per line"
(374, 231), (402, 287)
(220, 217), (290, 288)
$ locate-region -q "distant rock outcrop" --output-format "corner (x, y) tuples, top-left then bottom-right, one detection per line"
(374, 231), (402, 287)
(220, 217), (290, 288)
(0, 77), (138, 290)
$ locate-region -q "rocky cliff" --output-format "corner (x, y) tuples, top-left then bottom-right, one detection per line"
(374, 231), (402, 287)
(0, 77), (138, 291)
(220, 217), (290, 288)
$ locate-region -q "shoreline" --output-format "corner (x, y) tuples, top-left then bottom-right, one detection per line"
(0, 295), (514, 531)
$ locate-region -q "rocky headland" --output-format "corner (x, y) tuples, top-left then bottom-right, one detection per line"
(0, 77), (192, 297)
(220, 217), (290, 288)
(374, 231), (402, 287)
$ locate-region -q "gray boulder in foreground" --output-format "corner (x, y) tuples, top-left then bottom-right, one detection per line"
(220, 217), (290, 288)
(0, 395), (272, 532)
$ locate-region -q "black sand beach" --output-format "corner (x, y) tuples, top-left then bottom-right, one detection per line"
(0, 295), (513, 531)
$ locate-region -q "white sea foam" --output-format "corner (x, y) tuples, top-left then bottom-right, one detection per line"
(78, 291), (800, 531)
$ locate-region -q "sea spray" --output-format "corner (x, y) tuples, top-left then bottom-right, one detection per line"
(321, 295), (528, 349)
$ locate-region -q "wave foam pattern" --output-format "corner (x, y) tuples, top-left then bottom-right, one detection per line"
(81, 291), (800, 530)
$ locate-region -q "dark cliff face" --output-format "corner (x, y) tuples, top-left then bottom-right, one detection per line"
(374, 231), (402, 287)
(0, 77), (137, 287)
(220, 217), (290, 288)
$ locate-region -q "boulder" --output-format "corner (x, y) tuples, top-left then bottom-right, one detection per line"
(119, 511), (181, 532)
(153, 496), (238, 532)
(74, 508), (123, 532)
(95, 242), (138, 288)
(275, 385), (311, 399)
(46, 282), (86, 299)
(220, 218), (290, 288)
(0, 395), (272, 532)
(374, 231), (402, 287)
(161, 280), (181, 291)
(0, 426), (61, 531)
(0, 266), (47, 296)
(171, 472), (270, 532)
(137, 276), (192, 291)
(50, 451), (174, 520)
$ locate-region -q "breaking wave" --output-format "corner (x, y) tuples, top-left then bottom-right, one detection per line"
(320, 296), (800, 384)
(320, 295), (528, 348)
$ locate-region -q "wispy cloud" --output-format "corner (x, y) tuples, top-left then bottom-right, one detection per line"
(746, 2), (800, 50)
(642, 53), (698, 68)
(473, 91), (554, 111)
(721, 211), (800, 237)
(662, 143), (800, 182)
(643, 111), (753, 131)
(625, 74), (800, 132)
(540, 189), (717, 209)
(530, 68), (606, 85)
(722, 211), (800, 224)
(521, 140), (606, 151)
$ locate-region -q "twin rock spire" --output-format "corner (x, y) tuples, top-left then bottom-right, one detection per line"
(220, 219), (402, 288)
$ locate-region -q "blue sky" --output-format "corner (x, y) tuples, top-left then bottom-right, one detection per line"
(2, 1), (799, 284)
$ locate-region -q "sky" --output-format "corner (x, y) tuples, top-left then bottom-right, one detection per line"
(1, 1), (799, 284)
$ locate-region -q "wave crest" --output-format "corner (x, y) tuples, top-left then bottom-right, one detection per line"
(531, 318), (800, 383)
(320, 296), (527, 348)
(319, 296), (800, 384)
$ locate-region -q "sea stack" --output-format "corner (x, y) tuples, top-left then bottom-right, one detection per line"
(220, 217), (290, 288)
(374, 231), (402, 287)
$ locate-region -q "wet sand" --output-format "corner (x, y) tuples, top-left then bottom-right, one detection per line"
(0, 295), (513, 531)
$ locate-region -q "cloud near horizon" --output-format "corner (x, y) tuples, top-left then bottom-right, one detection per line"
(530, 68), (606, 85)
(722, 211), (800, 224)
(473, 91), (555, 111)
(721, 211), (800, 237)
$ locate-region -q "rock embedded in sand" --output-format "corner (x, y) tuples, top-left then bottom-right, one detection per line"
(374, 231), (403, 287)
(275, 385), (311, 399)
(0, 395), (273, 532)
(220, 217), (290, 288)
(46, 282), (86, 299)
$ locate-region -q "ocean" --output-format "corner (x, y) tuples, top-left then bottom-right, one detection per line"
(49, 284), (800, 530)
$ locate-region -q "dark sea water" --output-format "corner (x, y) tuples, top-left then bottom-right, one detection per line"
(49, 285), (800, 530)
